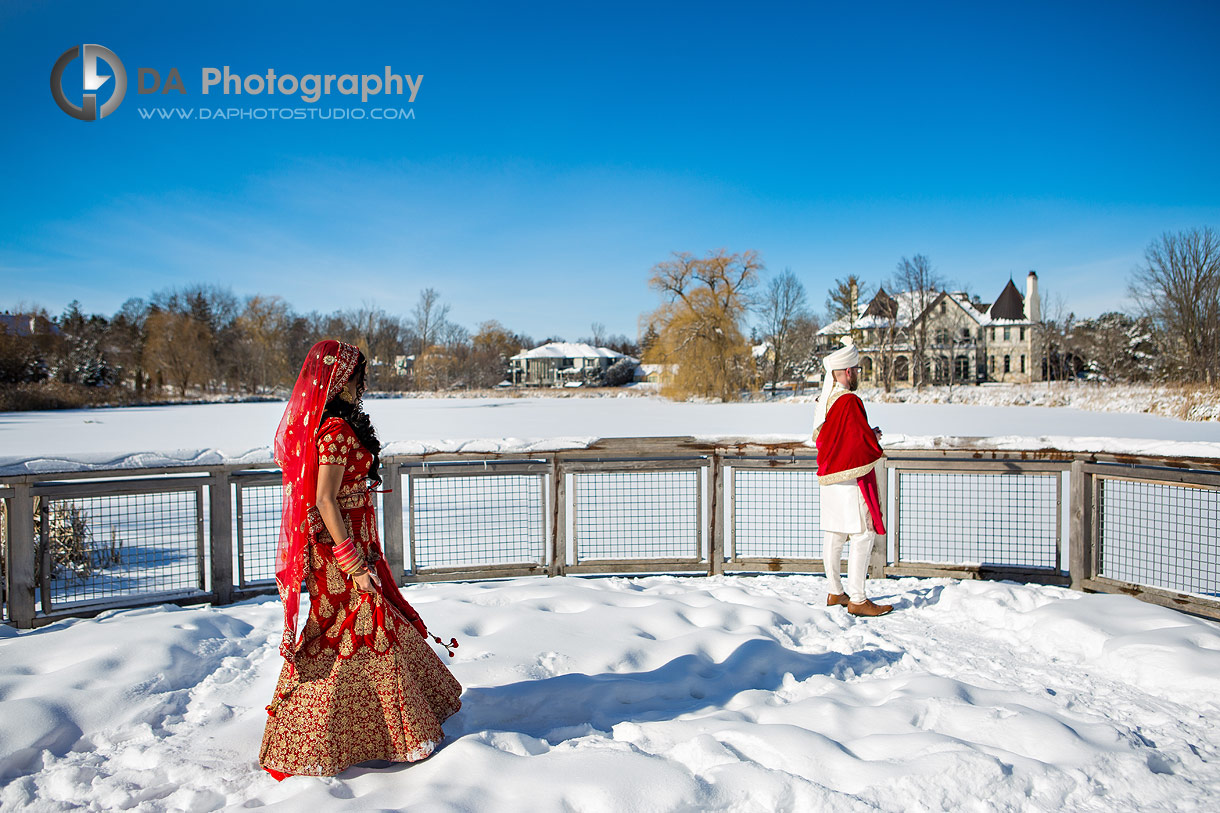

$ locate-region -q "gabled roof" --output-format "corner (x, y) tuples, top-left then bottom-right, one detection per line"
(864, 287), (898, 319)
(940, 291), (987, 325)
(988, 279), (1026, 321)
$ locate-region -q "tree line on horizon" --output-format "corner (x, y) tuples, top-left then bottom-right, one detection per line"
(0, 286), (638, 410)
(2, 227), (1217, 410)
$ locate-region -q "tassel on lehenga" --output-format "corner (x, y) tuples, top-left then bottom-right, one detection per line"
(432, 635), (459, 657)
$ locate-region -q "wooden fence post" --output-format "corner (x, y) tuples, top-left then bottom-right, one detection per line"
(549, 457), (565, 577)
(871, 461), (889, 577)
(8, 483), (35, 628)
(709, 455), (724, 575)
(1069, 459), (1093, 591)
(209, 469), (234, 604)
(381, 462), (405, 582)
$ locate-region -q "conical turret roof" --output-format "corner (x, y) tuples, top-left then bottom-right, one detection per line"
(989, 279), (1026, 321)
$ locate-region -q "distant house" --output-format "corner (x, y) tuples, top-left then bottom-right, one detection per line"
(510, 342), (637, 387)
(634, 363), (675, 385)
(393, 354), (415, 376)
(0, 312), (59, 337)
(817, 272), (1044, 386)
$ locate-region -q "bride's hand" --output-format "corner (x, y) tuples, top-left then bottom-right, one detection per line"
(353, 568), (381, 593)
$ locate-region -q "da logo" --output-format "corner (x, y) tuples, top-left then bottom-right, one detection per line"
(51, 44), (127, 120)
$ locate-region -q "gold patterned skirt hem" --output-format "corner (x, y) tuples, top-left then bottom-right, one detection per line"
(261, 739), (440, 778)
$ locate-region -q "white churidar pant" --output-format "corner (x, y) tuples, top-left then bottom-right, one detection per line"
(820, 479), (875, 603)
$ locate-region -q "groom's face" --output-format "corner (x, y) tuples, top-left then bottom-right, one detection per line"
(834, 366), (859, 391)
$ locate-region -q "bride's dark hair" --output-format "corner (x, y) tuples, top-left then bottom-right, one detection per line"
(321, 353), (383, 487)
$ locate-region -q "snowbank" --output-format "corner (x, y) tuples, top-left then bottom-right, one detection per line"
(1, 575), (1218, 811)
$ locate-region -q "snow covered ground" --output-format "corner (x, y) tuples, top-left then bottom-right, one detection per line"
(2, 575), (1218, 811)
(4, 393), (1220, 476)
(3, 396), (1219, 810)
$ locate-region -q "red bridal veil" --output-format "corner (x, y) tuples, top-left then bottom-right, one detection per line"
(273, 340), (361, 663)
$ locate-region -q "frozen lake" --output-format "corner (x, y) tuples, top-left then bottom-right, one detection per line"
(3, 394), (1220, 473)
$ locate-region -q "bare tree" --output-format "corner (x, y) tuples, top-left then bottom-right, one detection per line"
(409, 288), (452, 358)
(143, 310), (212, 397)
(235, 295), (292, 393)
(893, 254), (944, 389)
(868, 288), (901, 392)
(784, 313), (821, 393)
(1033, 290), (1069, 391)
(756, 269), (810, 396)
(1129, 227), (1220, 384)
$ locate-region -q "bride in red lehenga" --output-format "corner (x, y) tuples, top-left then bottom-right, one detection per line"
(260, 340), (461, 779)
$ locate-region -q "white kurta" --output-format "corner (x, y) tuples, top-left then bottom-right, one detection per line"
(820, 479), (871, 534)
(821, 479), (875, 603)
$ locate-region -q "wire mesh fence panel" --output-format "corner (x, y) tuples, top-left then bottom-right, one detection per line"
(411, 474), (545, 569)
(36, 490), (204, 608)
(897, 471), (1058, 568)
(1098, 478), (1220, 598)
(732, 468), (833, 559)
(573, 470), (700, 561)
(237, 482), (282, 585)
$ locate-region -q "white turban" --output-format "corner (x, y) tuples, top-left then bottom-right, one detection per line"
(813, 337), (860, 432)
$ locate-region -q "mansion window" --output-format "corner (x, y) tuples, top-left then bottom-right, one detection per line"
(1003, 327), (1011, 341)
(935, 328), (949, 344)
(1020, 355), (1026, 373)
(989, 355), (995, 372)
(894, 356), (909, 381)
(1019, 326), (1025, 341)
(1004, 355), (1011, 373)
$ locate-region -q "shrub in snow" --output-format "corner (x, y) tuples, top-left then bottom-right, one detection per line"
(603, 357), (637, 387)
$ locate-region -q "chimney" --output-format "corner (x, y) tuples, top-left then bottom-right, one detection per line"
(1025, 271), (1040, 323)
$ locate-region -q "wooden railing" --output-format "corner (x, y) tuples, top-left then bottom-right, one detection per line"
(3, 437), (1218, 627)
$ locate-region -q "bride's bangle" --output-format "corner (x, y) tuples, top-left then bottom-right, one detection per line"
(333, 537), (364, 575)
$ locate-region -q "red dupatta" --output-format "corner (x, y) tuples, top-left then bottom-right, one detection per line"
(273, 340), (361, 664)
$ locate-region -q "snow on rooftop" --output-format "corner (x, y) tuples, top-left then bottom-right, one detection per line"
(510, 342), (625, 361)
(819, 287), (1040, 336)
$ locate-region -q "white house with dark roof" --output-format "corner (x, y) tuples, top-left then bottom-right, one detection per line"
(509, 342), (637, 387)
(817, 271), (1043, 385)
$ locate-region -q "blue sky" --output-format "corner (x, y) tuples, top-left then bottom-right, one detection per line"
(3, 0), (1218, 340)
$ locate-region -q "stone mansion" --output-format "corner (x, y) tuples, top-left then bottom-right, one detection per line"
(816, 271), (1044, 386)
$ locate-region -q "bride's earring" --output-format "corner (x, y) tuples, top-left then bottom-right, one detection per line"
(339, 387), (357, 404)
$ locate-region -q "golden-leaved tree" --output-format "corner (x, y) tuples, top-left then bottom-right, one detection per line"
(643, 249), (761, 401)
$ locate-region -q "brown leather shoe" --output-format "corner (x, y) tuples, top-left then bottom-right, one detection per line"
(847, 599), (894, 617)
(826, 593), (849, 607)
